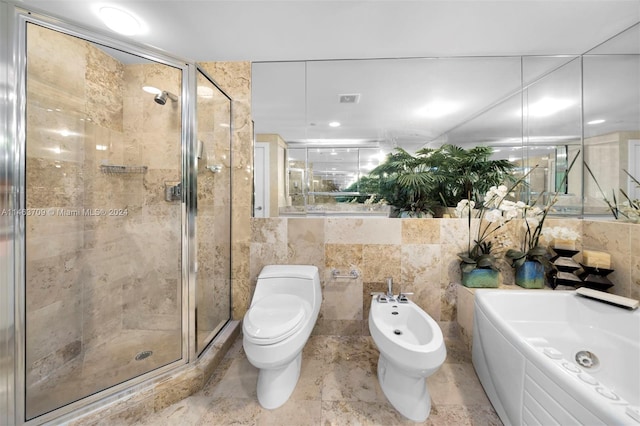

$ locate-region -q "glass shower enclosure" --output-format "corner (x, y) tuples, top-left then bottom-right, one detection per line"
(1, 8), (233, 424)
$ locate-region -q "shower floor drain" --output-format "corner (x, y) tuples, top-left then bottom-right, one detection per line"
(135, 350), (153, 361)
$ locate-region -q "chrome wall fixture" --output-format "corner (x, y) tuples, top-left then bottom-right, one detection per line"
(331, 268), (360, 279)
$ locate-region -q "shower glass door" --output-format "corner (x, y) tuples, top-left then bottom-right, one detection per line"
(195, 68), (232, 354)
(24, 22), (184, 420)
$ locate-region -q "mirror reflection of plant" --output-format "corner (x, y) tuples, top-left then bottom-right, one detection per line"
(620, 169), (640, 222)
(585, 164), (640, 223)
(369, 147), (437, 217)
(505, 151), (581, 269)
(339, 176), (383, 203)
(416, 144), (516, 207)
(369, 144), (516, 217)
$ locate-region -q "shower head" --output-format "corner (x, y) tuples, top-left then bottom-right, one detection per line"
(154, 90), (178, 105)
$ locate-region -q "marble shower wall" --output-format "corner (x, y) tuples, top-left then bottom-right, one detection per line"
(249, 217), (638, 335)
(119, 62), (182, 332)
(24, 23), (182, 389)
(25, 24), (123, 386)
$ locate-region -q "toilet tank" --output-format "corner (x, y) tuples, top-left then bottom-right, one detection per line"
(252, 265), (321, 307)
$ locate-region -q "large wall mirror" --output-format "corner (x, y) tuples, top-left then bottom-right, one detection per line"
(252, 22), (640, 218)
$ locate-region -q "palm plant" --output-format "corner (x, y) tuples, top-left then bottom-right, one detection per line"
(369, 148), (437, 217)
(416, 144), (516, 207)
(368, 144), (516, 217)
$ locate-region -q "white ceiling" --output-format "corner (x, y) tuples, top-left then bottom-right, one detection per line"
(17, 0), (640, 62)
(17, 0), (640, 159)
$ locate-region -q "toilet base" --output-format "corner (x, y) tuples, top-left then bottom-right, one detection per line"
(256, 352), (302, 409)
(377, 354), (432, 422)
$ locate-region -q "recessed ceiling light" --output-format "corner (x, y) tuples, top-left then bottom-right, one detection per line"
(99, 7), (141, 36)
(329, 121), (341, 127)
(587, 119), (606, 125)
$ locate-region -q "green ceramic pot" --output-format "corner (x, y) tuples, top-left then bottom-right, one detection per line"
(515, 260), (545, 289)
(461, 267), (500, 288)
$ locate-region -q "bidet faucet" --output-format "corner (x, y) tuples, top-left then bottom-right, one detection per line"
(386, 277), (394, 298)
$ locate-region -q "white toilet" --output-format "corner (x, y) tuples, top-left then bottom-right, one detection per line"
(369, 293), (447, 422)
(242, 264), (321, 409)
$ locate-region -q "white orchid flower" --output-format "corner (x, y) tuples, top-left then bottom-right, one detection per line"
(484, 209), (503, 223)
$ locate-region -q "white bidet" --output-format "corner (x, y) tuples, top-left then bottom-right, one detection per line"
(368, 294), (447, 422)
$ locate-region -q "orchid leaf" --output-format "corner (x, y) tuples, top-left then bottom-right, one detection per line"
(458, 255), (477, 264)
(460, 262), (478, 273)
(505, 249), (526, 260)
(476, 254), (496, 268)
(512, 256), (527, 268)
(528, 246), (548, 257)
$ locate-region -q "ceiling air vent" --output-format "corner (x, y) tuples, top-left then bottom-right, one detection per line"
(339, 94), (360, 104)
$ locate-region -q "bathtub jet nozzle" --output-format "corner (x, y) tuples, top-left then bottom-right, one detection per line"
(575, 350), (599, 369)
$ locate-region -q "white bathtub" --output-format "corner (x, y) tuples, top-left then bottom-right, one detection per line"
(472, 289), (640, 426)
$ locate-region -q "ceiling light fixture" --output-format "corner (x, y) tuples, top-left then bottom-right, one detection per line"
(99, 6), (142, 36)
(587, 119), (606, 125)
(329, 121), (341, 127)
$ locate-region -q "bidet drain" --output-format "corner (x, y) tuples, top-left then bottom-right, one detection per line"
(135, 350), (153, 361)
(393, 329), (402, 335)
(575, 350), (598, 368)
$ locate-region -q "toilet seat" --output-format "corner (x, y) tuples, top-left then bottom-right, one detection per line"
(244, 294), (308, 345)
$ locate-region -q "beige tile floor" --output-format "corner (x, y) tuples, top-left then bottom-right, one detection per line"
(138, 325), (502, 425)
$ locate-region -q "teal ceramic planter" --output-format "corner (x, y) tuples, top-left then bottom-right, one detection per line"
(461, 267), (500, 288)
(515, 260), (545, 289)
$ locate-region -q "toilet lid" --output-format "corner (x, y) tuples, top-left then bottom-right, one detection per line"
(244, 294), (306, 343)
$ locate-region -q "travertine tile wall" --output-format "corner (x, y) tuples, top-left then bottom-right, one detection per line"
(250, 218), (470, 333)
(249, 217), (637, 335)
(25, 23), (183, 391)
(582, 220), (640, 299)
(120, 62), (183, 332)
(25, 24), (139, 386)
(26, 24), (90, 387)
